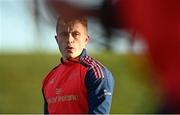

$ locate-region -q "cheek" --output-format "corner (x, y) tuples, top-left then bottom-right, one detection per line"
(79, 40), (87, 48)
(57, 38), (64, 45)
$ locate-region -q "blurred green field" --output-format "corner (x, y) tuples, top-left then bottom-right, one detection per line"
(0, 52), (161, 113)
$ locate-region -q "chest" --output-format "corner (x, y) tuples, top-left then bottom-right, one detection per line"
(44, 64), (88, 100)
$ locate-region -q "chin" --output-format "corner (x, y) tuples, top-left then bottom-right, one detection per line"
(69, 54), (80, 59)
(66, 51), (79, 59)
(66, 53), (74, 58)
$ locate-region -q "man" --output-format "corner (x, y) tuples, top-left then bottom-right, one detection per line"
(42, 16), (114, 114)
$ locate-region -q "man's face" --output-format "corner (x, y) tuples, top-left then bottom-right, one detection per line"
(56, 20), (89, 60)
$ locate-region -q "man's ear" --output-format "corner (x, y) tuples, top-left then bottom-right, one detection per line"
(86, 35), (90, 43)
(55, 35), (58, 42)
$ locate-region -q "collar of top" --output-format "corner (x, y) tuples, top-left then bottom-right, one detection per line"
(60, 49), (87, 64)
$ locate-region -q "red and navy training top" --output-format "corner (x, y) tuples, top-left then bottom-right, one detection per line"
(42, 49), (114, 114)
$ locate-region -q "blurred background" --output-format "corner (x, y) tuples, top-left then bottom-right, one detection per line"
(1, 0), (178, 113)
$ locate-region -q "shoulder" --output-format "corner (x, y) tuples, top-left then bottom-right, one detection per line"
(81, 56), (114, 100)
(81, 55), (113, 80)
(81, 55), (104, 77)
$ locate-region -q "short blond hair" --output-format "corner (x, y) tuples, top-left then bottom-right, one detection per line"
(56, 16), (88, 34)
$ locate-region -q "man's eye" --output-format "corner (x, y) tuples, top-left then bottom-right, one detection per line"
(60, 32), (68, 37)
(72, 32), (80, 38)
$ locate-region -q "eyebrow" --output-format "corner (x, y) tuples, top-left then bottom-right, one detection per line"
(73, 30), (80, 33)
(60, 30), (80, 33)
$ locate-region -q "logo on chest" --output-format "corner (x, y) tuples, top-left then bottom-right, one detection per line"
(55, 87), (62, 95)
(49, 78), (55, 84)
(47, 94), (80, 104)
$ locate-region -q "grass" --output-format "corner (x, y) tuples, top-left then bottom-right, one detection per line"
(0, 52), (161, 113)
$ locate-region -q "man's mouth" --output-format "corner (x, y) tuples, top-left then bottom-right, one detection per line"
(66, 46), (74, 52)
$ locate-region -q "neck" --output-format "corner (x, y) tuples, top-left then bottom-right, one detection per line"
(62, 56), (80, 62)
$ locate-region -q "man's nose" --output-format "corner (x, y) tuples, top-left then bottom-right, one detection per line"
(67, 33), (74, 43)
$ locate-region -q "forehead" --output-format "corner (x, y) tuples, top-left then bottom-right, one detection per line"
(57, 20), (86, 32)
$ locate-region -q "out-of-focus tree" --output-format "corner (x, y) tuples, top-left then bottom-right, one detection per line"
(44, 0), (136, 52)
(26, 0), (56, 51)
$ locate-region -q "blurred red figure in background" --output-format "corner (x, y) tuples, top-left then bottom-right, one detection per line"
(47, 0), (180, 113)
(118, 0), (180, 113)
